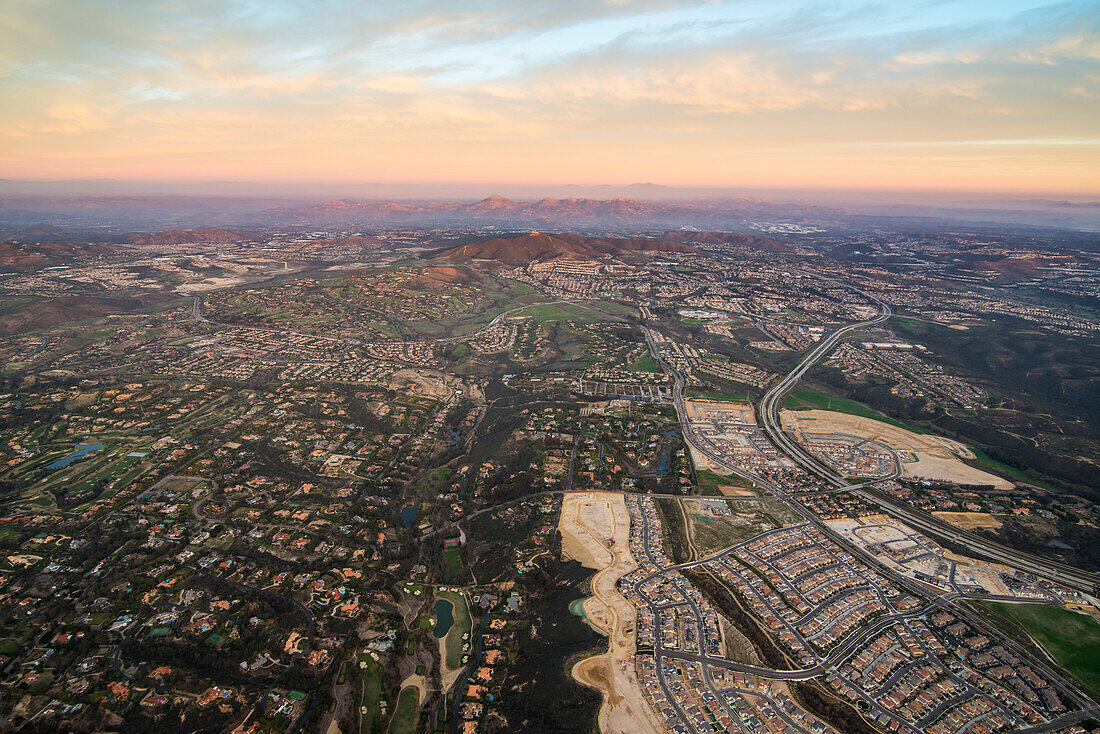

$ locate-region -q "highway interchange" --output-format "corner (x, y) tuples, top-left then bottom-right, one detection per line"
(633, 278), (1100, 733)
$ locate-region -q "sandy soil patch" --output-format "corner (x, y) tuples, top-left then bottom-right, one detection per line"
(390, 369), (452, 399)
(781, 409), (1012, 489)
(400, 673), (425, 705)
(559, 493), (664, 734)
(932, 511), (1004, 530)
(175, 275), (258, 293)
(718, 485), (759, 497)
(685, 399), (755, 424)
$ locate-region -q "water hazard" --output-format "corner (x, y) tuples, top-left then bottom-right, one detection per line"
(46, 443), (103, 470)
(433, 599), (454, 638)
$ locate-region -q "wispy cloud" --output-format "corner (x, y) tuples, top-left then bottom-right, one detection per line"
(0, 0), (1097, 192)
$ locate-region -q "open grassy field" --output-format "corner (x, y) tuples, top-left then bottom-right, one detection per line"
(630, 354), (658, 373)
(680, 498), (802, 555)
(443, 548), (462, 575)
(977, 602), (1100, 699)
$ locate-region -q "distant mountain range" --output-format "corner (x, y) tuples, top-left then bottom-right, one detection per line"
(2, 192), (1099, 237)
(272, 194), (833, 228)
(0, 193), (844, 231)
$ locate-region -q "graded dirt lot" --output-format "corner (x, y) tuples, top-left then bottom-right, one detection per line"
(390, 369), (453, 399)
(780, 409), (1012, 489)
(684, 399), (755, 424)
(932, 511), (1004, 530)
(558, 492), (663, 734)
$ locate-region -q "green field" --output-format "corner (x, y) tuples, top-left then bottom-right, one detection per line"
(387, 686), (419, 734)
(443, 548), (462, 575)
(630, 355), (658, 373)
(521, 303), (578, 322)
(520, 300), (629, 325)
(783, 389), (924, 432)
(436, 590), (472, 670)
(694, 469), (730, 489)
(978, 602), (1100, 699)
(683, 497), (802, 554)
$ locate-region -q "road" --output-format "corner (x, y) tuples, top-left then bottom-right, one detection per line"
(639, 278), (1099, 731)
(749, 279), (1100, 594)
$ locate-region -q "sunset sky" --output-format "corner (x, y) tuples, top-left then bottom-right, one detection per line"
(2, 0), (1098, 194)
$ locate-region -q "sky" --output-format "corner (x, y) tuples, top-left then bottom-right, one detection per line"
(1, 0), (1098, 195)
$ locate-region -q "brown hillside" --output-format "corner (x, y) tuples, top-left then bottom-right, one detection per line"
(126, 228), (261, 245)
(0, 294), (166, 335)
(0, 240), (117, 270)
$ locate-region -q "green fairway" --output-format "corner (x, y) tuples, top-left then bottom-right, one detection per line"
(979, 602), (1100, 699)
(359, 655), (383, 734)
(387, 686), (419, 734)
(436, 590), (472, 670)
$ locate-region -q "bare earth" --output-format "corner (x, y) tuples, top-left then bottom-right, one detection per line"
(780, 409), (1012, 489)
(400, 673), (425, 706)
(684, 399), (755, 424)
(559, 492), (664, 734)
(932, 511), (1004, 530)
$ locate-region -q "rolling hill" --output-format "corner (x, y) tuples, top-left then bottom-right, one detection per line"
(125, 228), (261, 245)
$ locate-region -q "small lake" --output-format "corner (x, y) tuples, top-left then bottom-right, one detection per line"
(400, 504), (419, 527)
(568, 596), (608, 637)
(433, 599), (454, 638)
(46, 443), (103, 470)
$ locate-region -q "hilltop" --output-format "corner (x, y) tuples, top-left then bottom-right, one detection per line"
(0, 240), (117, 271)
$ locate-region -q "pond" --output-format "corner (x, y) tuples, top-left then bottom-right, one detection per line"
(400, 504), (419, 528)
(568, 596), (608, 637)
(46, 443), (103, 470)
(432, 599), (454, 638)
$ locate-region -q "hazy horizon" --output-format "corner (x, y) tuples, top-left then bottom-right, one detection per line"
(2, 178), (1098, 205)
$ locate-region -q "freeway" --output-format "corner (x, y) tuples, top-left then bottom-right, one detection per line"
(642, 279), (1099, 724)
(751, 278), (1100, 594)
